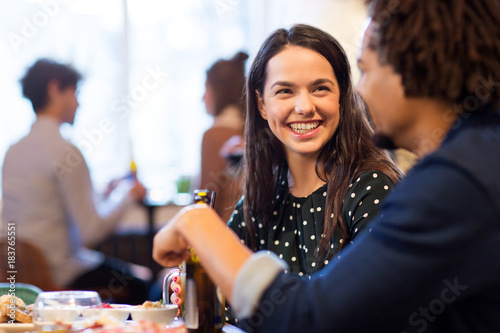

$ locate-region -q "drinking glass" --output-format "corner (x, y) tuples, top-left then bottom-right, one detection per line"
(33, 291), (102, 331)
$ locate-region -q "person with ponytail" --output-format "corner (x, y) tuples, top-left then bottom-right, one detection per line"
(200, 51), (249, 223)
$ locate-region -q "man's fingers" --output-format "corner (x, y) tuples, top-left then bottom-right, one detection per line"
(153, 250), (189, 267)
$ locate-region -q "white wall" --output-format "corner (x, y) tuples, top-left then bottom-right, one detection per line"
(249, 0), (368, 83)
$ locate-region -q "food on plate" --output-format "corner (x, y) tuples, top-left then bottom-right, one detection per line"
(97, 303), (132, 323)
(130, 301), (177, 324)
(137, 301), (164, 309)
(0, 295), (33, 323)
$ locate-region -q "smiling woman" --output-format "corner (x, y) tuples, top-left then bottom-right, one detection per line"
(219, 23), (403, 325)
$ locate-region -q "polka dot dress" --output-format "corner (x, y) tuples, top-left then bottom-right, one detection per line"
(226, 167), (395, 324)
(228, 168), (395, 275)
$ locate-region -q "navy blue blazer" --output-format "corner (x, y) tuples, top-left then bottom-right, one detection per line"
(240, 109), (500, 333)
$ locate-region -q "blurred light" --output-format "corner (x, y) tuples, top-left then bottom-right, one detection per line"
(148, 188), (165, 203)
(165, 16), (195, 50)
(128, 0), (169, 26)
(68, 0), (119, 15)
(216, 27), (245, 54)
(67, 0), (123, 32)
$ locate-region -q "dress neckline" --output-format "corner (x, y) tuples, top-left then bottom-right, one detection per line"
(289, 183), (328, 201)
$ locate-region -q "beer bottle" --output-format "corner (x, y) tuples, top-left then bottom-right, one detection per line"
(182, 189), (225, 333)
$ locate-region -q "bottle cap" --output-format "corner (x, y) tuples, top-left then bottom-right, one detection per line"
(193, 189), (216, 207)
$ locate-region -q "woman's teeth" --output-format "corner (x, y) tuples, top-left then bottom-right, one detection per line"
(289, 122), (320, 134)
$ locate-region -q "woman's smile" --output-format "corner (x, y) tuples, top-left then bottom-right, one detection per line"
(288, 120), (323, 135)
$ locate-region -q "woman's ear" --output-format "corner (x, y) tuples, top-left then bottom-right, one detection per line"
(256, 90), (267, 120)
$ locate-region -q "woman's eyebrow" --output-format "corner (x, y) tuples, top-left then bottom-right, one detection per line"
(311, 78), (335, 86)
(270, 81), (294, 89)
(270, 78), (335, 89)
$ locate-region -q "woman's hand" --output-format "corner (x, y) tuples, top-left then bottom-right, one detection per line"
(169, 274), (183, 306)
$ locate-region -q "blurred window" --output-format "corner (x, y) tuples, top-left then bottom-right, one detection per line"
(0, 0), (250, 202)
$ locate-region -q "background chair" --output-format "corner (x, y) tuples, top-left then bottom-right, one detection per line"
(0, 238), (60, 292)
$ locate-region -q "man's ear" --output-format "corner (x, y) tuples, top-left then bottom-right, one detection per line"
(46, 79), (60, 99)
(256, 90), (267, 120)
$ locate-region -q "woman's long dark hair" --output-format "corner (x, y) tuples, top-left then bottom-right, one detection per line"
(243, 24), (402, 258)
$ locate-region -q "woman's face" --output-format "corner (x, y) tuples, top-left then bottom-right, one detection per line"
(256, 45), (340, 160)
(203, 81), (216, 116)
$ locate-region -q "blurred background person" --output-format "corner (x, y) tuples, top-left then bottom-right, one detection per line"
(199, 51), (249, 222)
(1, 58), (150, 304)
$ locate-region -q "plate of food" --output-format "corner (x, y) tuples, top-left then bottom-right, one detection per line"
(0, 295), (34, 332)
(129, 301), (178, 325)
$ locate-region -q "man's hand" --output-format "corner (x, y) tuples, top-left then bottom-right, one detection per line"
(152, 206), (202, 267)
(129, 180), (147, 201)
(153, 204), (252, 304)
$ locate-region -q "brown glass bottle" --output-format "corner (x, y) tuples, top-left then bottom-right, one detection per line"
(182, 189), (224, 333)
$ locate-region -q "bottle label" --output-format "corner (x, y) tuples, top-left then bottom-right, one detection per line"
(189, 247), (200, 263)
(185, 279), (199, 329)
(215, 287), (224, 329)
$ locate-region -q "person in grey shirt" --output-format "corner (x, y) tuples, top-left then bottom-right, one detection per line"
(2, 59), (149, 304)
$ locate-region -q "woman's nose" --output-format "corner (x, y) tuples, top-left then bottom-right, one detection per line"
(294, 92), (315, 115)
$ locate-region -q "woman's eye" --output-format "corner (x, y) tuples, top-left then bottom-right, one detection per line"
(314, 86), (331, 92)
(276, 88), (292, 95)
